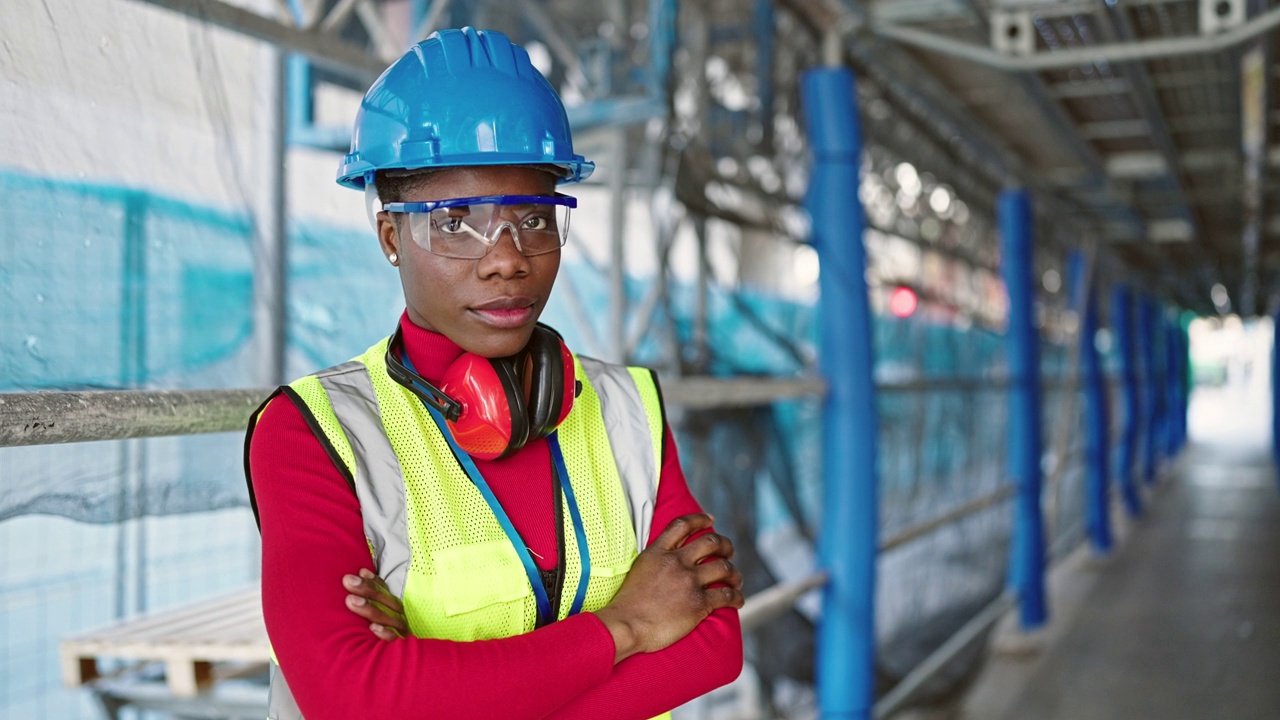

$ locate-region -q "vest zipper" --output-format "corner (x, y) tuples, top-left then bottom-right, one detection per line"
(538, 460), (567, 628)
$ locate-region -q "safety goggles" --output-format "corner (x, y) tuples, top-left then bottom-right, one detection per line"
(382, 194), (575, 259)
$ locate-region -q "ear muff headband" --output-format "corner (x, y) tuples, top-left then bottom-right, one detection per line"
(525, 326), (567, 438)
(485, 353), (531, 459)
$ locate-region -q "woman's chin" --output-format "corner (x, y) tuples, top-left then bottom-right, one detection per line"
(456, 325), (537, 358)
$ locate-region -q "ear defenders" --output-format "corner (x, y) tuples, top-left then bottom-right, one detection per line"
(386, 325), (577, 461)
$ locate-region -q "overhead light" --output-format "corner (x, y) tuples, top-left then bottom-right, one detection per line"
(889, 286), (919, 318)
(1106, 152), (1167, 179)
(991, 11), (1034, 55)
(1201, 0), (1245, 34)
(1148, 219), (1193, 243)
(1211, 283), (1231, 313)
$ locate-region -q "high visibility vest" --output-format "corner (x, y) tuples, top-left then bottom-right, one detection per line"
(246, 335), (673, 720)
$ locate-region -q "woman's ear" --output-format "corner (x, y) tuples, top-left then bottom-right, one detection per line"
(377, 211), (400, 263)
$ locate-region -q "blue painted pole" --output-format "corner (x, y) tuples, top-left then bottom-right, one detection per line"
(802, 66), (878, 720)
(1164, 316), (1181, 458)
(647, 0), (677, 101)
(1273, 306), (1280, 475)
(1111, 287), (1142, 516)
(1151, 305), (1168, 469)
(999, 189), (1047, 628)
(1138, 298), (1158, 484)
(1177, 317), (1187, 448)
(1161, 318), (1172, 458)
(1068, 252), (1112, 553)
(1177, 319), (1189, 452)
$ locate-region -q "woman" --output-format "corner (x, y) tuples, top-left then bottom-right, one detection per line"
(245, 27), (744, 720)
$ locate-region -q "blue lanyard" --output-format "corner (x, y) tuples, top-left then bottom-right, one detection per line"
(399, 352), (591, 624)
(549, 434), (592, 617)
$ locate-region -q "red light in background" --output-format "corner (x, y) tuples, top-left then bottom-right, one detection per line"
(889, 286), (918, 318)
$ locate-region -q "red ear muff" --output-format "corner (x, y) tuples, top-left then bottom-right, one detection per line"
(437, 353), (528, 461)
(428, 325), (575, 461)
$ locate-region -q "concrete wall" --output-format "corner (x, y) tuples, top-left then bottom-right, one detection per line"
(0, 0), (363, 227)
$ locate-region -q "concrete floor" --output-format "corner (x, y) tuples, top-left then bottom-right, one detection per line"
(956, 387), (1280, 720)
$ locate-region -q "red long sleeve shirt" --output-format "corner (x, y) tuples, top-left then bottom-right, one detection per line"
(248, 314), (742, 719)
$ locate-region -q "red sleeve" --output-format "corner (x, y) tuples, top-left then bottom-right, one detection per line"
(250, 396), (617, 720)
(547, 425), (744, 719)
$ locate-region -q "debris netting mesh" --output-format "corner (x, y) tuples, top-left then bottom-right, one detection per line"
(0, 168), (402, 522)
(680, 314), (1089, 704)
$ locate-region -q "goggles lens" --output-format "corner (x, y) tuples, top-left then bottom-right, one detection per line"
(384, 194), (574, 259)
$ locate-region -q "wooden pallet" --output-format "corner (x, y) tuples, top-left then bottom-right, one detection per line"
(60, 587), (270, 697)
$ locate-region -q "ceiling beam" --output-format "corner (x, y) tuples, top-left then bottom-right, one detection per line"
(1047, 77), (1131, 99)
(872, 5), (1280, 72)
(131, 0), (385, 82)
(1080, 114), (1234, 140)
(1105, 149), (1243, 179)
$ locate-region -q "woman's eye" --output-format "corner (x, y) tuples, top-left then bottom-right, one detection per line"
(439, 217), (467, 234)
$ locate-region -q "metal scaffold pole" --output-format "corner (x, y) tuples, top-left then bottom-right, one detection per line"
(999, 188), (1047, 629)
(802, 55), (879, 719)
(608, 126), (629, 363)
(253, 41), (289, 387)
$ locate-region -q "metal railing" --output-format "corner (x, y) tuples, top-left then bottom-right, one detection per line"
(0, 377), (828, 448)
(0, 389), (271, 447)
(3, 372), (1100, 446)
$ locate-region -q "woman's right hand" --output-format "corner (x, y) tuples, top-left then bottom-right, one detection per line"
(343, 568), (409, 641)
(592, 513), (744, 664)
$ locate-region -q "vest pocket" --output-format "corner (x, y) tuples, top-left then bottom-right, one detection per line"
(428, 541), (532, 639)
(583, 556), (636, 609)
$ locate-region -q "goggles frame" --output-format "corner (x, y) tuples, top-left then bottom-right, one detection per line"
(383, 193), (577, 259)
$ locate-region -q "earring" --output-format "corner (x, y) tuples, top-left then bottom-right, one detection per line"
(388, 253), (398, 265)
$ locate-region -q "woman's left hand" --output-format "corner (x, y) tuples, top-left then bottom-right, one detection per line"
(342, 568), (409, 641)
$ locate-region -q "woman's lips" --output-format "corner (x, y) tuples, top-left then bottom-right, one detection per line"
(470, 305), (535, 329)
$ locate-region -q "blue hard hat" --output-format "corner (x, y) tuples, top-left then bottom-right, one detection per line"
(337, 27), (594, 190)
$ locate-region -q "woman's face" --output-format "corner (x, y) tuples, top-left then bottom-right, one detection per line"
(377, 165), (562, 358)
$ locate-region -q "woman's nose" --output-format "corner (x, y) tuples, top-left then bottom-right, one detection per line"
(477, 227), (529, 277)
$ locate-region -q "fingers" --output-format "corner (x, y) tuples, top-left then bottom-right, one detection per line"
(344, 569), (404, 612)
(343, 569), (409, 639)
(345, 593), (406, 632)
(694, 556), (743, 591)
(710, 584), (746, 611)
(369, 623), (404, 641)
(680, 531), (735, 565)
(652, 513), (715, 551)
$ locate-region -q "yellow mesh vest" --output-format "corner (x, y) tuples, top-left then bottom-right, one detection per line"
(283, 337), (672, 719)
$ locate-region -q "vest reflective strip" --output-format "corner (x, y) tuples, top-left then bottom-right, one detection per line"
(315, 361), (413, 597)
(579, 356), (658, 554)
(627, 366), (664, 486)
